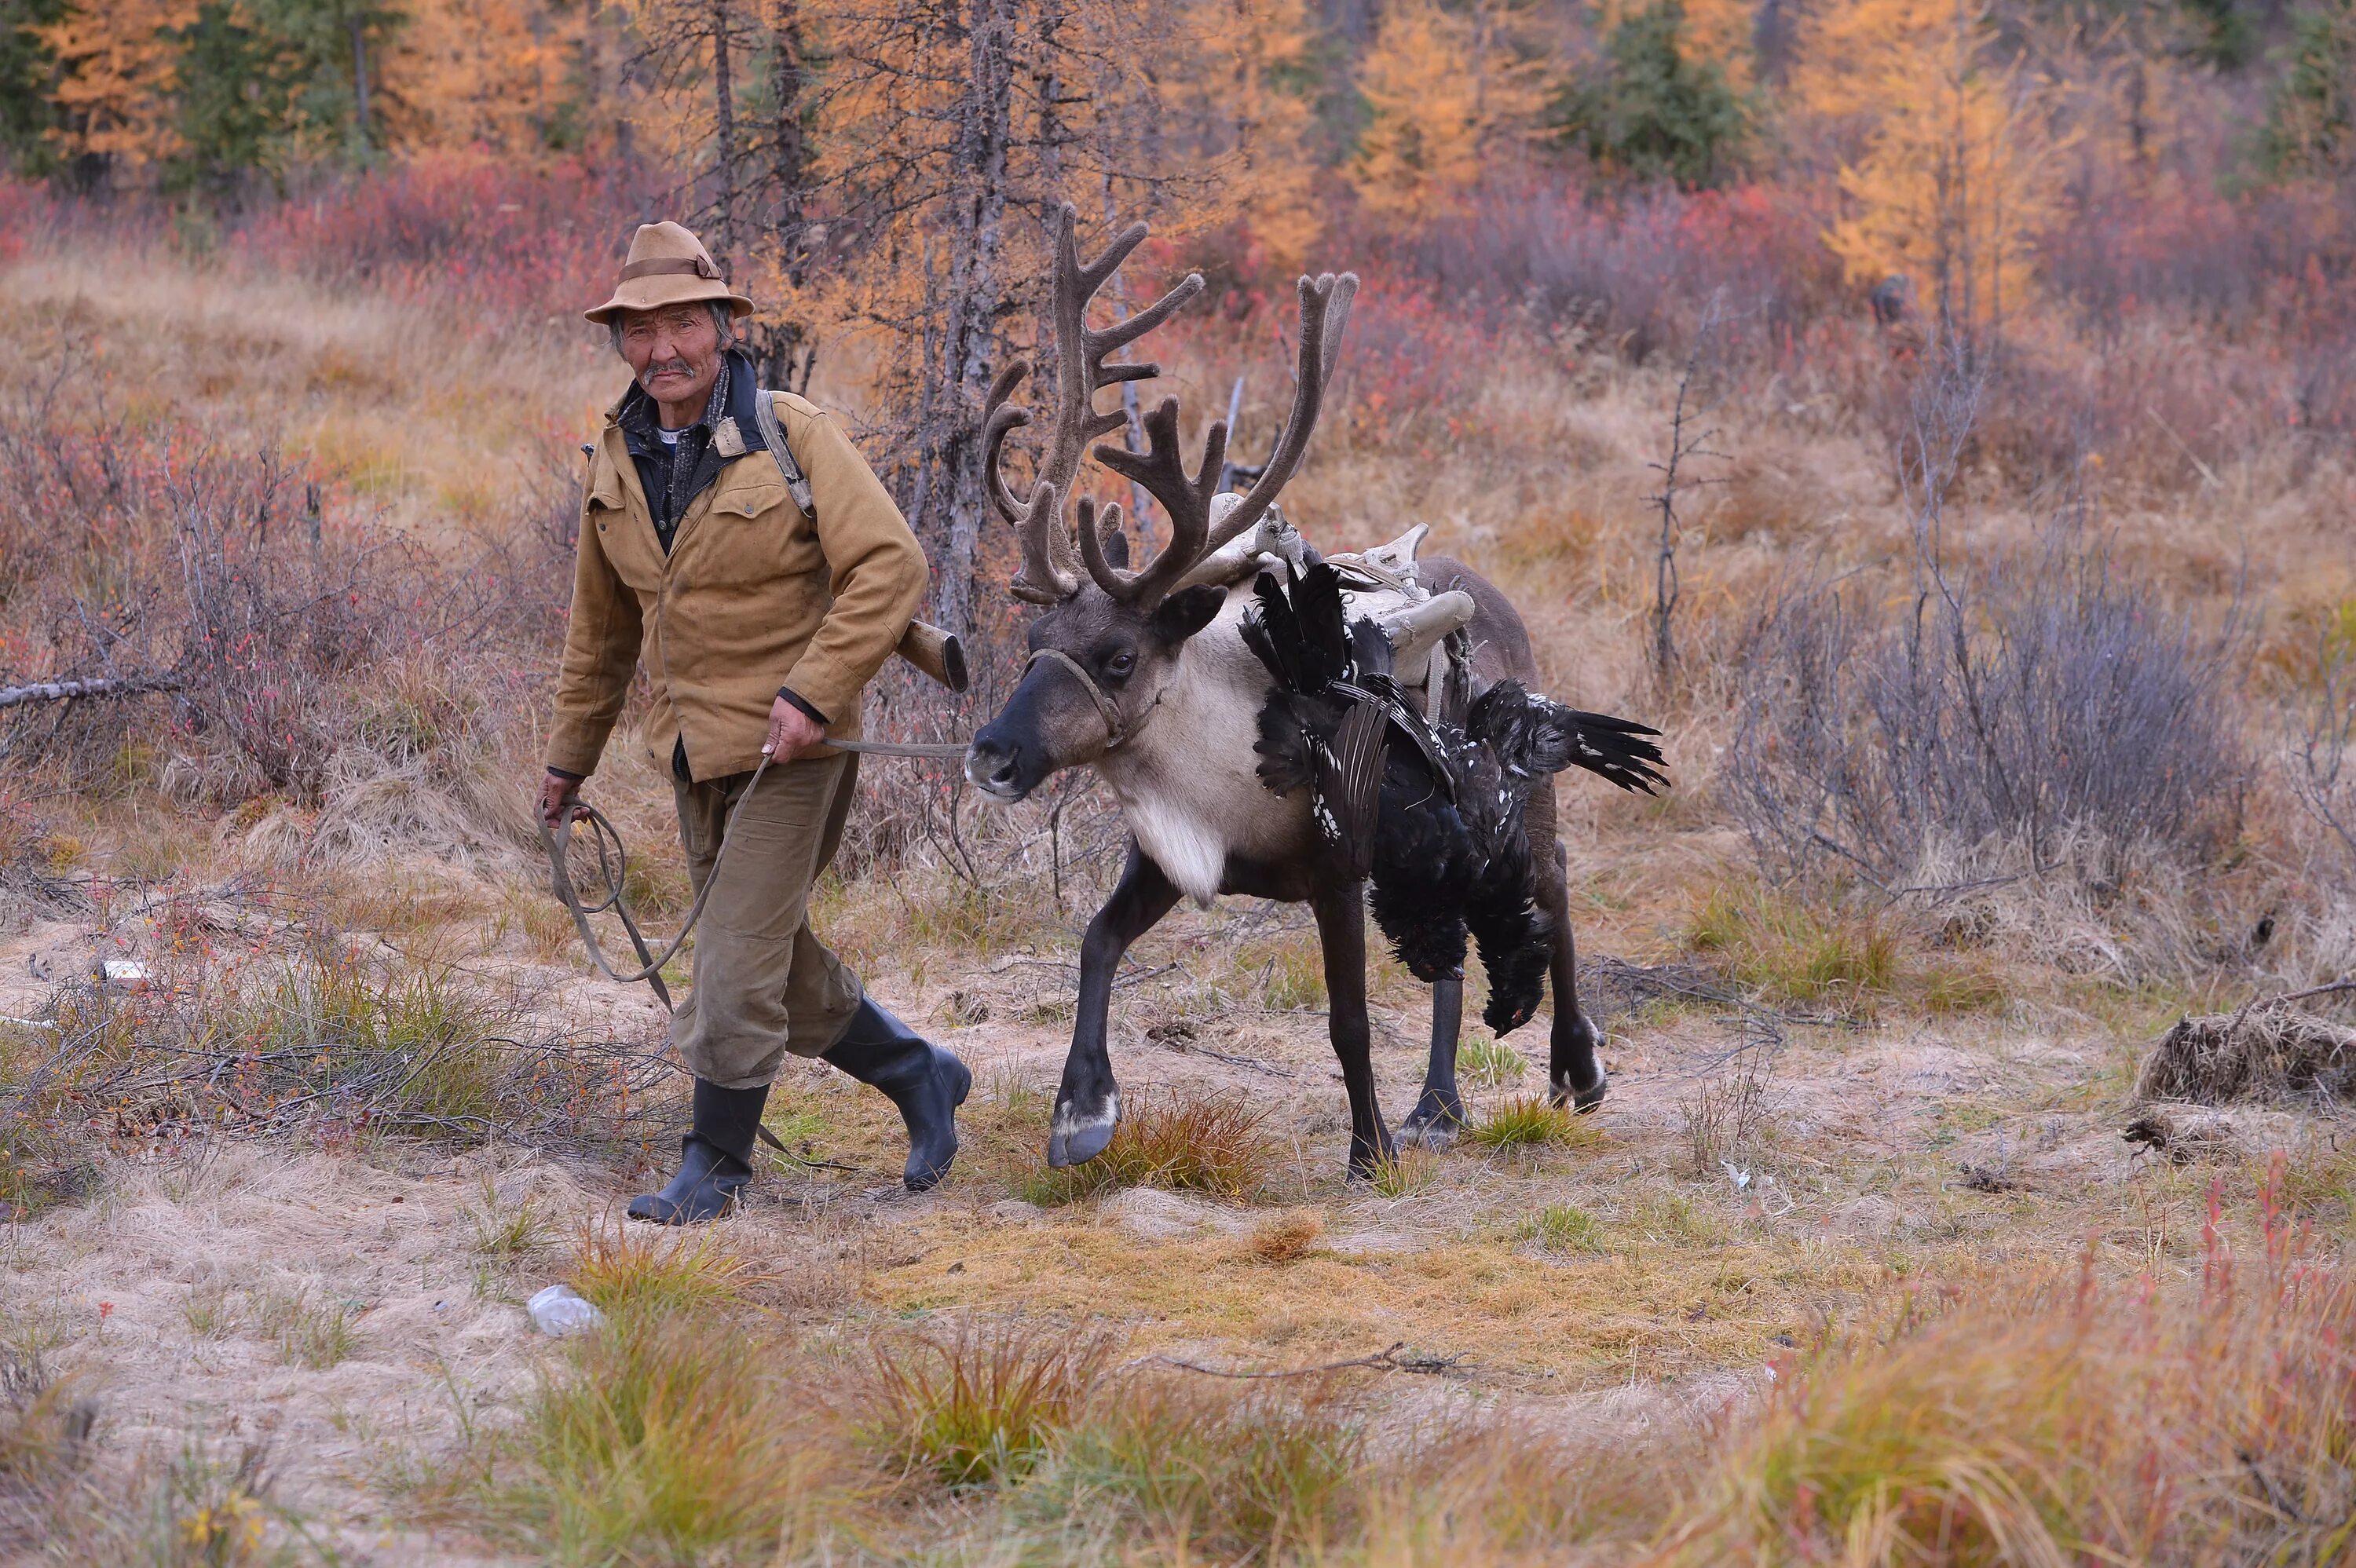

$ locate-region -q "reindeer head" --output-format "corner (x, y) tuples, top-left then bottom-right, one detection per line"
(966, 206), (1356, 802)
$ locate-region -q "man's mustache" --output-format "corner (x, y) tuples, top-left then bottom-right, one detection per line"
(639, 356), (695, 388)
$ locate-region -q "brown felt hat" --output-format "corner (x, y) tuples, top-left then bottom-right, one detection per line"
(584, 221), (754, 324)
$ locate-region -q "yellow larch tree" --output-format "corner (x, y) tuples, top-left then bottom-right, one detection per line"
(801, 0), (1242, 633)
(38, 0), (202, 169)
(386, 0), (598, 154)
(1677, 0), (1756, 90)
(1796, 0), (2066, 342)
(1160, 0), (1323, 270)
(1350, 0), (1546, 222)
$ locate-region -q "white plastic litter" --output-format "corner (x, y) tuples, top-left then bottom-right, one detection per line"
(1721, 1161), (1753, 1191)
(527, 1284), (603, 1338)
(99, 959), (151, 993)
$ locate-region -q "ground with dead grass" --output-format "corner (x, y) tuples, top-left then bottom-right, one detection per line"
(2, 224), (2354, 1564)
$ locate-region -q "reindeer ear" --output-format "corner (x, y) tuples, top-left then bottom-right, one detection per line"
(1097, 511), (1130, 569)
(1151, 584), (1227, 643)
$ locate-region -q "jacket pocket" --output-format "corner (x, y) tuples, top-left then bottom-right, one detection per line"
(706, 473), (825, 578)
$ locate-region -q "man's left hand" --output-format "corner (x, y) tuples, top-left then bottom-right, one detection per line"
(763, 696), (828, 762)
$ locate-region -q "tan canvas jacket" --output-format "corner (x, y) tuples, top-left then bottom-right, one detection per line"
(546, 389), (929, 782)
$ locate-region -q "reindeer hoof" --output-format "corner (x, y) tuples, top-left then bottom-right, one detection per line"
(1047, 1098), (1119, 1168)
(1398, 1096), (1465, 1150)
(1551, 1065), (1608, 1113)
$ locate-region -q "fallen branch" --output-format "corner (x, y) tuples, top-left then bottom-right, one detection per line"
(0, 674), (183, 711)
(1129, 1340), (1469, 1380)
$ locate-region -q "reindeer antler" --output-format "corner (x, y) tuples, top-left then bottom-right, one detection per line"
(991, 205), (1357, 612)
(1081, 270), (1358, 609)
(987, 204), (1206, 605)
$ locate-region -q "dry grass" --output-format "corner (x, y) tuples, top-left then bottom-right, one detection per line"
(6, 166), (2355, 1568)
(864, 1322), (1110, 1489)
(1465, 1095), (1604, 1154)
(566, 1217), (770, 1319)
(1013, 1087), (1276, 1206)
(1656, 1244), (2356, 1563)
(2136, 996), (2356, 1105)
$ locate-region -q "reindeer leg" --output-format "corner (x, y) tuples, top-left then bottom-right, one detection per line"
(1050, 841), (1180, 1168)
(1312, 873), (1396, 1179)
(1398, 971), (1466, 1148)
(1529, 780), (1606, 1111)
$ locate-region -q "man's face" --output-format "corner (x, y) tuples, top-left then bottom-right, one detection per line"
(618, 303), (725, 416)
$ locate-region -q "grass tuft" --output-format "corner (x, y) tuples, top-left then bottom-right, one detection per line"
(1661, 1219), (2356, 1563)
(1520, 1203), (1606, 1255)
(1020, 1373), (1367, 1556)
(865, 1322), (1107, 1489)
(254, 1285), (356, 1370)
(490, 1310), (832, 1563)
(1688, 884), (1897, 1011)
(462, 1178), (548, 1260)
(1246, 1212), (1325, 1263)
(567, 1216), (766, 1320)
(1364, 1147), (1441, 1199)
(1457, 1035), (1525, 1087)
(1015, 1087), (1275, 1206)
(1465, 1095), (1599, 1153)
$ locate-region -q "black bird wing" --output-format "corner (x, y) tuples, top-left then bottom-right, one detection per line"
(1469, 680), (1670, 795)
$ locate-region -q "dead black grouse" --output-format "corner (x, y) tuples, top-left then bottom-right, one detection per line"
(1242, 563), (1669, 1036)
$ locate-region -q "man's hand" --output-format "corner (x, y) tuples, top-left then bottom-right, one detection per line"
(539, 769), (586, 834)
(763, 696), (828, 762)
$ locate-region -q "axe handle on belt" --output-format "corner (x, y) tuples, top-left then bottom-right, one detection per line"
(894, 620), (968, 693)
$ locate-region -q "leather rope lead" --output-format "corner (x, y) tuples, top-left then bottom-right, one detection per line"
(540, 735), (971, 1007)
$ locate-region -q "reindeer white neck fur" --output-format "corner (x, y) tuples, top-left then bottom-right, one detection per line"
(1097, 576), (1427, 904)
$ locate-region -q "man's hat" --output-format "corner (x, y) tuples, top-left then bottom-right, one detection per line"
(584, 221), (754, 324)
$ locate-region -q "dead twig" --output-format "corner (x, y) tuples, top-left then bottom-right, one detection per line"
(0, 674), (184, 710)
(1129, 1340), (1469, 1380)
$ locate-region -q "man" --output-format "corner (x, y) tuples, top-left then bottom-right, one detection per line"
(540, 220), (969, 1223)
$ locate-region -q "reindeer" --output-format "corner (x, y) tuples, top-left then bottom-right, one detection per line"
(964, 207), (1626, 1178)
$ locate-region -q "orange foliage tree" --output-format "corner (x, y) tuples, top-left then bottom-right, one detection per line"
(764, 0), (1314, 634)
(389, 0), (609, 155)
(1348, 0), (1543, 221)
(1794, 0), (2066, 345)
(38, 0), (201, 170)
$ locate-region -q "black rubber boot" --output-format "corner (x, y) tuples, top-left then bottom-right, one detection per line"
(627, 1079), (770, 1224)
(821, 997), (971, 1192)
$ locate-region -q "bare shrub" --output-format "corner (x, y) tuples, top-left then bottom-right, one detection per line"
(1732, 368), (2247, 892)
(0, 376), (566, 872)
(2293, 634), (2356, 872)
(1680, 1040), (1777, 1179)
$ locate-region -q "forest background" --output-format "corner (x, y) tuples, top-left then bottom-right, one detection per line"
(5, 0), (2356, 1559)
(5, 0), (2355, 645)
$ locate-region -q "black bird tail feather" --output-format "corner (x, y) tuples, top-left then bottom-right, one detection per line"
(1469, 680), (1670, 795)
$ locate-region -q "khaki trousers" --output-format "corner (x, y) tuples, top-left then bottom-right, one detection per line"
(670, 751), (864, 1090)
